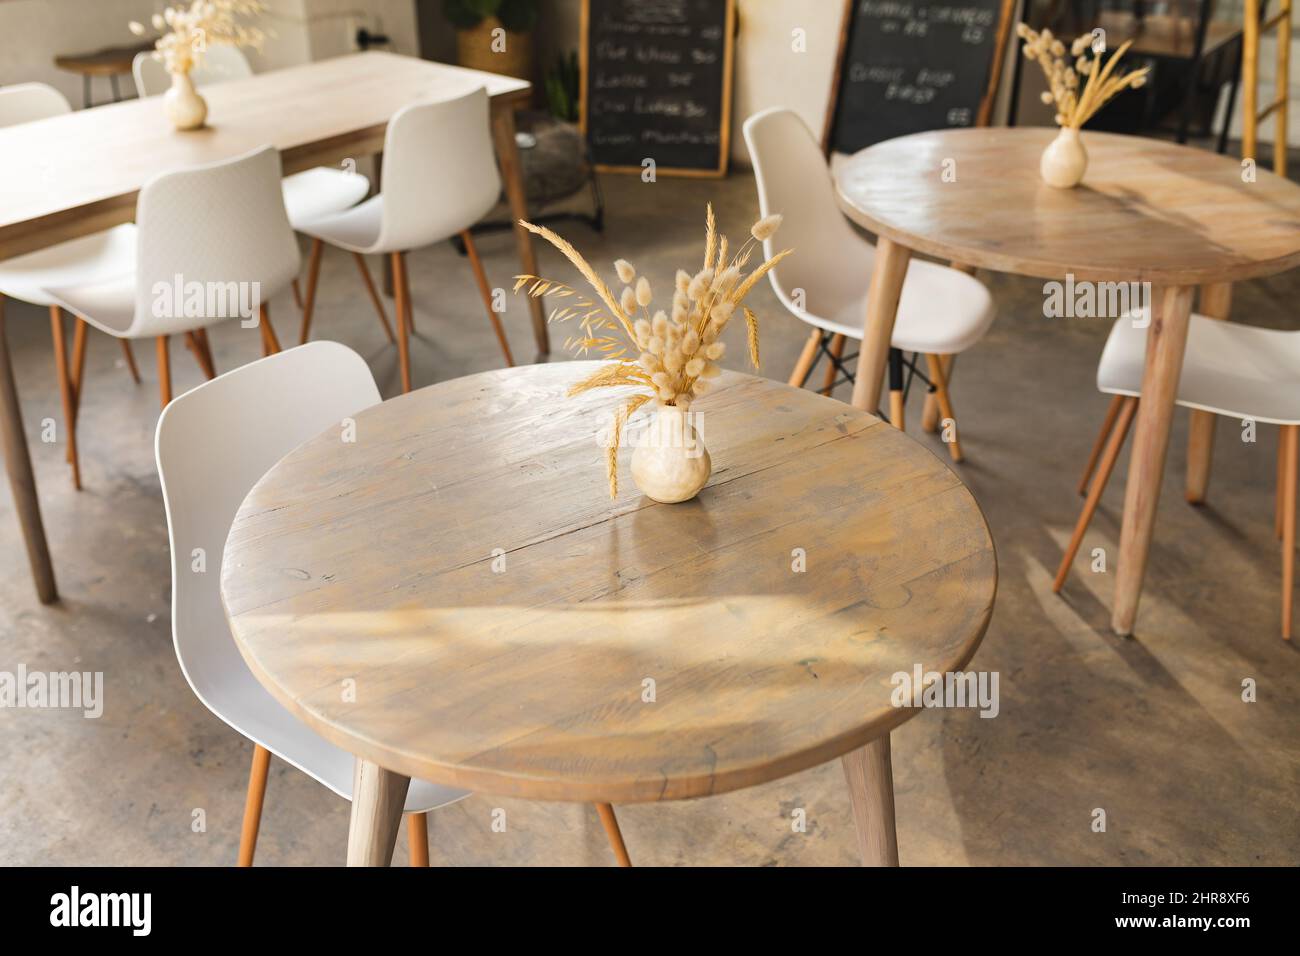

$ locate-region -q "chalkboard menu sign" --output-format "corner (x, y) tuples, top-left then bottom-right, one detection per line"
(580, 0), (737, 177)
(826, 0), (1016, 154)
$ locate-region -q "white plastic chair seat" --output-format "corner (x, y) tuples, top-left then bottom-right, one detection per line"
(742, 106), (995, 363)
(295, 194), (386, 254)
(280, 167), (370, 231)
(39, 146), (300, 342)
(132, 51), (369, 232)
(776, 257), (996, 355)
(156, 341), (469, 816)
(0, 223), (136, 308)
(44, 272), (137, 337)
(1099, 313), (1300, 425)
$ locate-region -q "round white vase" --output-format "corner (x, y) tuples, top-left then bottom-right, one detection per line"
(630, 404), (712, 504)
(164, 71), (208, 131)
(1040, 127), (1088, 188)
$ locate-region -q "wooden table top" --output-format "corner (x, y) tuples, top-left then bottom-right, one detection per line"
(835, 127), (1300, 285)
(220, 362), (997, 803)
(0, 51), (530, 260)
(54, 42), (155, 76)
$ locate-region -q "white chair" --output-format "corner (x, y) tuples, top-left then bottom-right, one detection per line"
(133, 48), (377, 324)
(294, 87), (515, 394)
(742, 107), (996, 461)
(133, 43), (255, 92)
(156, 341), (634, 865)
(1055, 313), (1299, 639)
(133, 48), (370, 232)
(0, 83), (141, 489)
(154, 341), (468, 864)
(42, 144), (298, 438)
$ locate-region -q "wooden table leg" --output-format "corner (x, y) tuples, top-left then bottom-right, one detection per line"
(1185, 282), (1232, 503)
(850, 237), (911, 413)
(1112, 285), (1196, 636)
(841, 734), (898, 866)
(490, 102), (549, 359)
(347, 758), (410, 867)
(0, 298), (57, 604)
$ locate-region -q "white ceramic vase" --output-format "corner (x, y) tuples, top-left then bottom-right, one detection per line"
(630, 404), (712, 504)
(1040, 127), (1087, 188)
(165, 71), (208, 131)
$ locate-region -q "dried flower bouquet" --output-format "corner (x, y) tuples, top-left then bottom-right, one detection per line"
(515, 207), (789, 497)
(130, 1), (267, 76)
(1017, 23), (1149, 129)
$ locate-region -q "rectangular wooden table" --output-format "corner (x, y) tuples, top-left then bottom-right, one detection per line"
(0, 51), (550, 604)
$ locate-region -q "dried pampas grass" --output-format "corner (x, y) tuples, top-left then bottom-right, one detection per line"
(514, 205), (792, 497)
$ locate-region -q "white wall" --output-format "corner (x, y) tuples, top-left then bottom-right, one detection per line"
(0, 0), (417, 105)
(728, 0), (847, 165)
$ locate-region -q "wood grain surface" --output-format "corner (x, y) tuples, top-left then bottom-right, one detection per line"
(835, 127), (1300, 285)
(221, 362), (997, 803)
(0, 51), (530, 261)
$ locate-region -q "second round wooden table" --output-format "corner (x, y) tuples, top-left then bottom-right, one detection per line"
(220, 363), (996, 866)
(836, 127), (1300, 636)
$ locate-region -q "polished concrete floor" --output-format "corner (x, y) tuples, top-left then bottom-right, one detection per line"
(1, 169), (1297, 866)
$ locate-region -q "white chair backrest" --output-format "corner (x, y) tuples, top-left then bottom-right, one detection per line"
(133, 45), (254, 98)
(131, 145), (300, 337)
(0, 82), (72, 127)
(375, 87), (500, 252)
(156, 342), (382, 707)
(742, 107), (874, 309)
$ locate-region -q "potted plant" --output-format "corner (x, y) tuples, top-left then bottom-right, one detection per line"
(444, 0), (539, 81)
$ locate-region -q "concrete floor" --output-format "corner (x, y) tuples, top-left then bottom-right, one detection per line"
(1, 169), (1297, 866)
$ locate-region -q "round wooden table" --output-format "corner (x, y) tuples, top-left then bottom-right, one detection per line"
(220, 362), (996, 866)
(836, 127), (1300, 637)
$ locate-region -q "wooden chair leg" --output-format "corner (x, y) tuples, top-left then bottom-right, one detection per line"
(259, 303), (282, 356)
(924, 352), (964, 462)
(291, 277), (303, 311)
(185, 331), (216, 380)
(392, 251), (413, 394)
(887, 347), (905, 430)
(595, 803), (632, 867)
(48, 307), (81, 491)
(297, 238), (324, 345)
(820, 334), (845, 396)
(66, 319), (88, 467)
(889, 390), (905, 429)
(1278, 433), (1287, 540)
(921, 354), (954, 433)
(238, 744), (271, 867)
(1054, 397), (1139, 593)
(407, 812), (429, 867)
(1282, 424), (1297, 640)
(788, 329), (822, 388)
(461, 230), (515, 367)
(1078, 395), (1125, 496)
(69, 318), (87, 419)
(354, 253), (396, 344)
(156, 335), (172, 408)
(119, 339), (141, 384)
